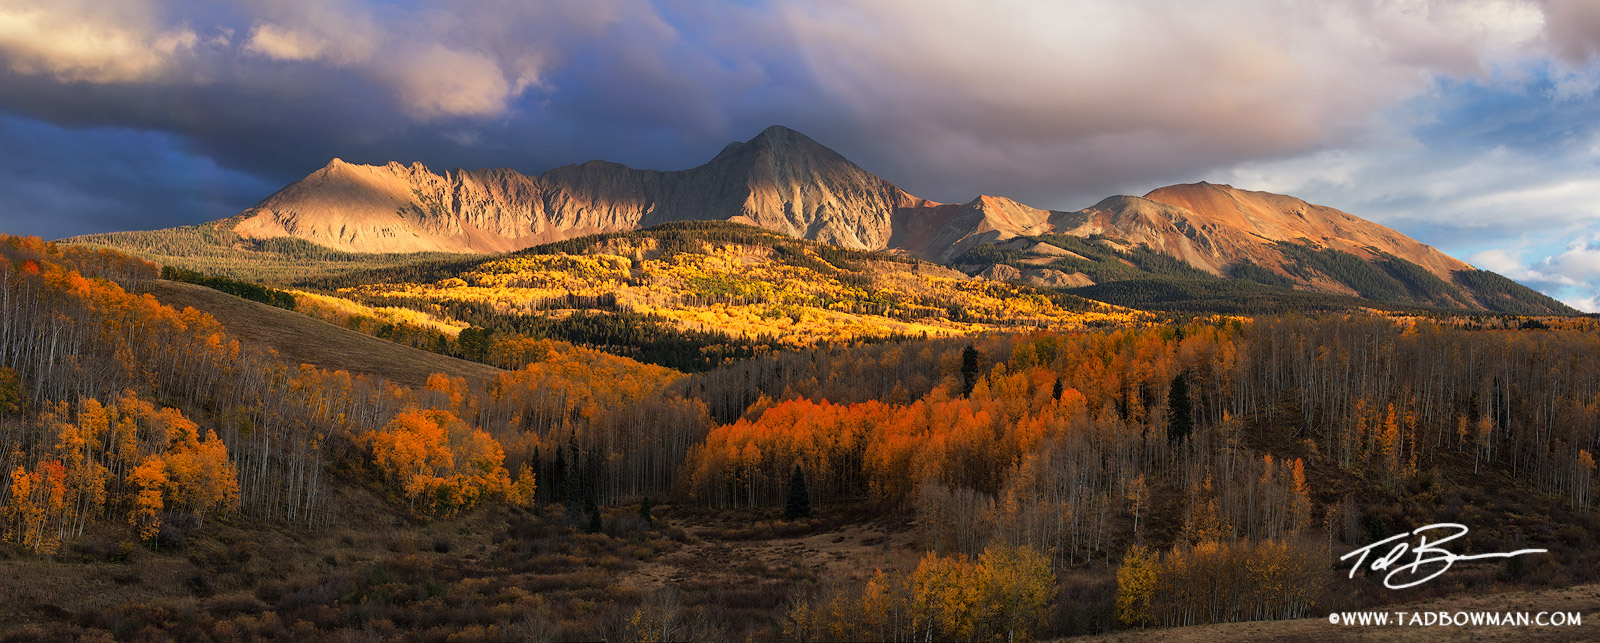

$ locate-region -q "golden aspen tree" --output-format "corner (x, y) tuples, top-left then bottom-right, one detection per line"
(1289, 458), (1311, 533)
(128, 456), (167, 542)
(1116, 544), (1157, 627)
(859, 569), (905, 642)
(4, 466), (39, 551)
(1372, 404), (1400, 488)
(361, 408), (511, 515)
(911, 551), (977, 642)
(164, 430), (240, 523)
(1184, 476), (1225, 545)
(976, 545), (1052, 641)
(509, 463), (538, 507)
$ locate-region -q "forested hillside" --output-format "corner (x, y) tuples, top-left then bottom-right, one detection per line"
(144, 279), (501, 387)
(957, 234), (1575, 316)
(2, 237), (1595, 640)
(300, 222), (1142, 370)
(67, 222), (474, 283)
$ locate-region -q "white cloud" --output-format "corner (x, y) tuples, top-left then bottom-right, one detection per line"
(1469, 247), (1546, 280)
(239, 0), (380, 65)
(1465, 234), (1600, 311)
(1561, 293), (1600, 313)
(0, 1), (197, 82)
(244, 23), (333, 62)
(1222, 136), (1600, 236)
(386, 45), (513, 118)
(0, 0), (569, 119)
(1544, 235), (1600, 283)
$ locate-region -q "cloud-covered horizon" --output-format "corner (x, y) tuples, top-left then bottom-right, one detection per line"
(1, 0), (1598, 309)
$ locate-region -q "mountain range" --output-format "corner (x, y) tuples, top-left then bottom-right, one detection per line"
(87, 125), (1573, 315)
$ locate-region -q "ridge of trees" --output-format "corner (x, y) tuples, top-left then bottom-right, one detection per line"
(161, 266), (297, 310)
(1454, 268), (1577, 315)
(67, 223), (473, 284)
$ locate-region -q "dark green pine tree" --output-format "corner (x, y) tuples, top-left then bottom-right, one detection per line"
(784, 464), (811, 520)
(550, 446), (567, 507)
(1167, 371), (1193, 443)
(639, 496), (653, 524)
(564, 440), (582, 514)
(960, 344), (981, 397)
(529, 445), (543, 503)
(586, 501), (603, 534)
(583, 477), (602, 533)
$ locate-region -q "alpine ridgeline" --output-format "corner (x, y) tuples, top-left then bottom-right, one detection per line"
(106, 125), (1572, 314)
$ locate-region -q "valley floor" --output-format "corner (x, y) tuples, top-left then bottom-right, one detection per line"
(0, 491), (924, 640)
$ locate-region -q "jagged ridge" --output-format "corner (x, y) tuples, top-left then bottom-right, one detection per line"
(102, 125), (1570, 314)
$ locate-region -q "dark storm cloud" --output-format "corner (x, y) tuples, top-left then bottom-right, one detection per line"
(0, 114), (275, 238)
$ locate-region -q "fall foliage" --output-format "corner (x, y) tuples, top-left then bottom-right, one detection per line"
(359, 408), (512, 515)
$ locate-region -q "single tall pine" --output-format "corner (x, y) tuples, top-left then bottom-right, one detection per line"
(1167, 372), (1192, 443)
(584, 493), (602, 533)
(562, 444), (581, 515)
(785, 464), (811, 520)
(961, 344), (981, 397)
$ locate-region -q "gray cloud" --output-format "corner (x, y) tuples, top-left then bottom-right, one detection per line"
(0, 113), (275, 239)
(769, 0), (1551, 200)
(1545, 0), (1600, 63)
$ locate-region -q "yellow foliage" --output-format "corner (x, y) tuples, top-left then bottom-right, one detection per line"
(128, 456), (167, 542)
(340, 239), (1146, 351)
(163, 430), (241, 519)
(903, 545), (1054, 642)
(509, 463), (538, 508)
(360, 408), (512, 515)
(290, 289), (467, 336)
(1116, 544), (1157, 627)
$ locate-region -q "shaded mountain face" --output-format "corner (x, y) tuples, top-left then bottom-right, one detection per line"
(170, 125), (1568, 314)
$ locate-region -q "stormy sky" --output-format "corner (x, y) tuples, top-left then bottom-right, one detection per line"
(1, 0), (1599, 310)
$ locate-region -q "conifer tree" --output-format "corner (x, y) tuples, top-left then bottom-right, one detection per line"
(587, 502), (602, 534)
(960, 345), (981, 397)
(785, 464), (811, 520)
(548, 445), (564, 505)
(1167, 372), (1193, 443)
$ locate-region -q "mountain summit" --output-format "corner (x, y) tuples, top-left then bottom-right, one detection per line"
(226, 125), (923, 254)
(112, 126), (1569, 314)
